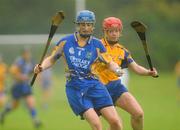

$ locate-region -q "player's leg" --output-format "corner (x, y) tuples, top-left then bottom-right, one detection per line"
(106, 79), (143, 130)
(91, 82), (122, 130)
(116, 92), (144, 130)
(0, 99), (19, 124)
(0, 84), (21, 124)
(176, 77), (180, 104)
(25, 95), (42, 128)
(0, 92), (6, 108)
(100, 106), (122, 130)
(41, 84), (51, 109)
(66, 86), (103, 130)
(20, 82), (41, 128)
(83, 108), (102, 130)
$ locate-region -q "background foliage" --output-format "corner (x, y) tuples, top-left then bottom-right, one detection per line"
(0, 0), (180, 71)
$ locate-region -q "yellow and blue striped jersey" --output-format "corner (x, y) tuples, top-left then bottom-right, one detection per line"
(0, 63), (7, 91)
(91, 38), (134, 85)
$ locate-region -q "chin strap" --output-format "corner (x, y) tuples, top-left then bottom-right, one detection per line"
(107, 40), (118, 45)
(79, 33), (92, 38)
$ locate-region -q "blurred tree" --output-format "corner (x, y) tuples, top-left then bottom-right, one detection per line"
(0, 0), (179, 71)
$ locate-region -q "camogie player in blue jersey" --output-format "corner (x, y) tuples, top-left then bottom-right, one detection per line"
(34, 10), (123, 130)
(0, 48), (42, 128)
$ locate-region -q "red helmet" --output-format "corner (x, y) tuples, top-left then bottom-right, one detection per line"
(102, 17), (123, 31)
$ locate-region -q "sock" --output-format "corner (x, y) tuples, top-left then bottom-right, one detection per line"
(29, 108), (37, 119)
(3, 103), (12, 115)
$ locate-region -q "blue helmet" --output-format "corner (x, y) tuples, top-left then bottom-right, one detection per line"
(75, 10), (96, 24)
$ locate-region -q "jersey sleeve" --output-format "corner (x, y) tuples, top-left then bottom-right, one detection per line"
(96, 40), (112, 64)
(121, 49), (134, 68)
(97, 40), (106, 53)
(9, 58), (22, 75)
(9, 64), (20, 75)
(51, 39), (66, 61)
(98, 52), (112, 64)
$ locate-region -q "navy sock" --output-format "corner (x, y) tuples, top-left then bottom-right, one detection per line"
(4, 103), (12, 114)
(29, 108), (37, 119)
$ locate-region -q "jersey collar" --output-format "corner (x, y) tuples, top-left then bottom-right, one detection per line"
(74, 32), (92, 44)
(102, 38), (120, 48)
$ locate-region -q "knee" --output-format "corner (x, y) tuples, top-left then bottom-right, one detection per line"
(109, 117), (123, 130)
(91, 122), (102, 130)
(133, 110), (144, 120)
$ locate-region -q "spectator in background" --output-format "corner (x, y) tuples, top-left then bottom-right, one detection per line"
(175, 61), (180, 87)
(175, 61), (180, 103)
(0, 54), (7, 108)
(0, 47), (42, 128)
(39, 67), (52, 109)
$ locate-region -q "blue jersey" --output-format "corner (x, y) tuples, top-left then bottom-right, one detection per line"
(55, 33), (106, 89)
(51, 33), (114, 116)
(14, 57), (34, 82)
(10, 57), (34, 99)
(15, 57), (34, 75)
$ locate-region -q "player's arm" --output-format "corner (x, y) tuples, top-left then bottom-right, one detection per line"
(34, 42), (64, 74)
(37, 55), (55, 71)
(121, 48), (157, 77)
(175, 62), (180, 76)
(98, 52), (123, 76)
(9, 65), (28, 81)
(128, 61), (158, 77)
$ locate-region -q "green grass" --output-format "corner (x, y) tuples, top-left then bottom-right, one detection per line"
(1, 72), (180, 130)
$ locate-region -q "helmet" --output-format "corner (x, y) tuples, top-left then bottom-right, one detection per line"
(102, 17), (123, 31)
(75, 10), (96, 24)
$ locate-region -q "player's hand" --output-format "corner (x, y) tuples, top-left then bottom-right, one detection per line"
(34, 64), (43, 74)
(148, 68), (158, 77)
(115, 67), (124, 77)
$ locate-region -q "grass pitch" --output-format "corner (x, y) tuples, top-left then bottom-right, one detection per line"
(0, 72), (180, 130)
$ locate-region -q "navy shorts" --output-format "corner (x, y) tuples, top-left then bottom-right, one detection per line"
(106, 79), (128, 104)
(11, 82), (32, 99)
(66, 82), (113, 116)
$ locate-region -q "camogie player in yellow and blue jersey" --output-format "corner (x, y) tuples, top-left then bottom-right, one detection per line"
(92, 17), (158, 130)
(175, 61), (180, 103)
(0, 55), (7, 108)
(175, 61), (180, 88)
(34, 10), (123, 130)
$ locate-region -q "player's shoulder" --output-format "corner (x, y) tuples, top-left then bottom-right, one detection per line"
(91, 37), (103, 46)
(117, 43), (130, 52)
(100, 38), (108, 46)
(63, 34), (74, 40)
(15, 57), (23, 63)
(56, 34), (74, 46)
(114, 42), (124, 48)
(14, 57), (25, 66)
(91, 37), (101, 43)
